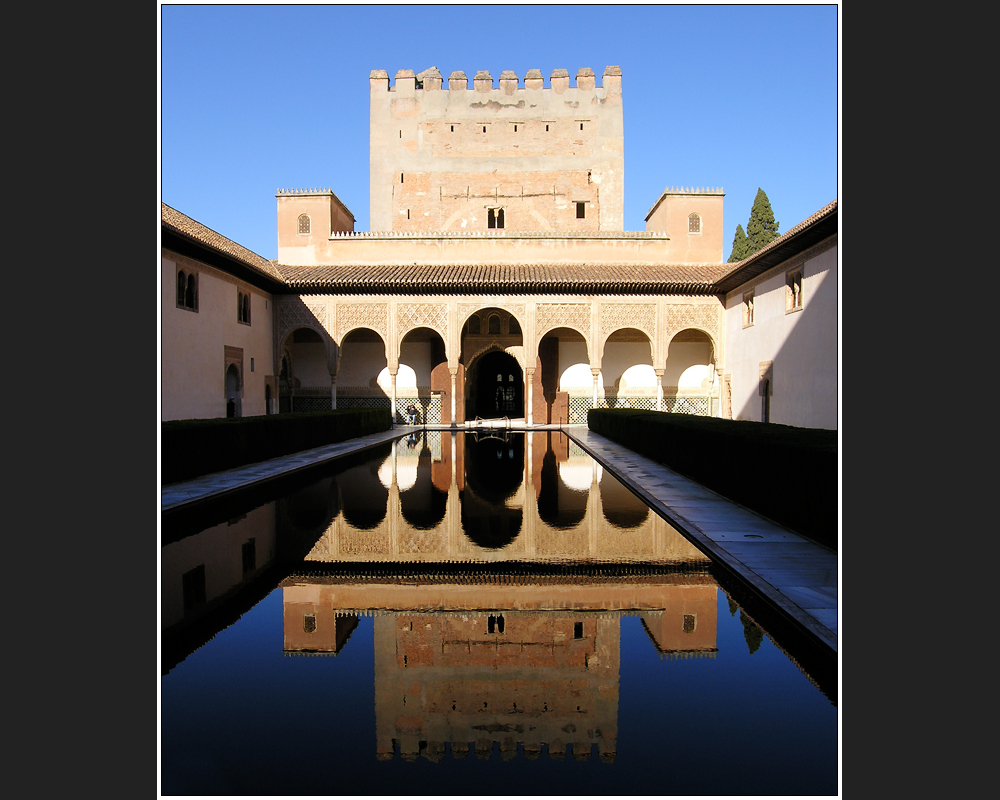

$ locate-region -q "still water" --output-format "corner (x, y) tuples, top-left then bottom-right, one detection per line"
(161, 431), (837, 796)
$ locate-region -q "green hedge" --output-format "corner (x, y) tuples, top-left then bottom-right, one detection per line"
(588, 409), (837, 550)
(162, 408), (392, 485)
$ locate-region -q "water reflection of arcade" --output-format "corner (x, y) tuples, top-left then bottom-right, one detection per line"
(280, 576), (719, 762)
(296, 431), (710, 566)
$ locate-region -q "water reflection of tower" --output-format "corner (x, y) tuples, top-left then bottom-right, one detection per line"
(373, 611), (619, 762)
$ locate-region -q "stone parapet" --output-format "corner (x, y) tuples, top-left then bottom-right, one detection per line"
(278, 230), (688, 267)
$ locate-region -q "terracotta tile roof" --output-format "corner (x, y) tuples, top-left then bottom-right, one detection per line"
(276, 262), (725, 295)
(161, 202), (284, 283)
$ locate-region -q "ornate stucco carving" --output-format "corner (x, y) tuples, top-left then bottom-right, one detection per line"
(277, 297), (330, 344)
(601, 303), (656, 343)
(338, 302), (388, 342)
(457, 302), (526, 329)
(535, 302), (592, 339)
(397, 302), (448, 341)
(665, 303), (720, 351)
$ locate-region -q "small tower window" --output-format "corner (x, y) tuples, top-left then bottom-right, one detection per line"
(297, 214), (310, 234)
(237, 291), (251, 325)
(786, 269), (803, 312)
(177, 268), (198, 311)
(688, 213), (701, 233)
(576, 202), (586, 219)
(743, 291), (755, 327)
(488, 207), (505, 229)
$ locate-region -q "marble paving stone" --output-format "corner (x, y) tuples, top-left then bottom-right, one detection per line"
(565, 428), (838, 653)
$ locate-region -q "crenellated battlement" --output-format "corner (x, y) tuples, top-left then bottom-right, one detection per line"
(371, 66), (622, 93)
(659, 186), (725, 195)
(277, 188), (335, 196)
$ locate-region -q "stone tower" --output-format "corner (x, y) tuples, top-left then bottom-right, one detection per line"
(369, 66), (624, 233)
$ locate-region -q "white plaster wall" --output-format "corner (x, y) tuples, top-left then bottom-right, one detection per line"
(291, 342), (331, 388)
(558, 341), (591, 392)
(724, 241), (837, 429)
(162, 255), (275, 420)
(664, 341), (713, 388)
(600, 341), (654, 393)
(398, 341), (433, 386)
(337, 341), (388, 388)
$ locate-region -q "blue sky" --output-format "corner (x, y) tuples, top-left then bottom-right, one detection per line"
(160, 3), (838, 262)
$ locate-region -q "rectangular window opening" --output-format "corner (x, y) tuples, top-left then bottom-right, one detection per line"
(576, 202), (586, 219)
(574, 621), (583, 639)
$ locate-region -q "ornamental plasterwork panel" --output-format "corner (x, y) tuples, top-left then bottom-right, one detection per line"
(535, 303), (592, 338)
(601, 303), (656, 343)
(397, 302), (448, 340)
(337, 302), (388, 342)
(457, 302), (526, 328)
(665, 303), (719, 345)
(277, 297), (330, 344)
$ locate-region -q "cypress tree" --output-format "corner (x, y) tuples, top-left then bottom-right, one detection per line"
(745, 188), (780, 255)
(728, 223), (748, 262)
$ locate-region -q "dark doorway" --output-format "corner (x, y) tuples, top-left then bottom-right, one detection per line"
(470, 350), (523, 419)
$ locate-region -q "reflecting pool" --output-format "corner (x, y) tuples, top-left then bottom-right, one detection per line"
(161, 431), (837, 796)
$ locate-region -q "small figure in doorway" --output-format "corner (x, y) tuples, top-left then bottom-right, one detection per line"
(406, 403), (418, 425)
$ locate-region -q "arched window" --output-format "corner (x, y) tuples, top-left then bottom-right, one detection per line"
(177, 269), (198, 310)
(298, 214), (311, 234)
(237, 291), (252, 324)
(688, 213), (701, 233)
(488, 314), (501, 334)
(508, 317), (521, 335)
(468, 315), (481, 334)
(184, 273), (197, 310)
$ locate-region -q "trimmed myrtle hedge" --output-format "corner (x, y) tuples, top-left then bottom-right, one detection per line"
(588, 409), (837, 550)
(162, 408), (392, 485)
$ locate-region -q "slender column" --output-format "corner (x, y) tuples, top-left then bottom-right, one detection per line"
(591, 368), (601, 408)
(330, 372), (338, 410)
(390, 368), (398, 424)
(655, 369), (664, 412)
(449, 367), (458, 426)
(525, 367), (534, 426)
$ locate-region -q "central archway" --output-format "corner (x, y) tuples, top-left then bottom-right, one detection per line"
(469, 350), (523, 419)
